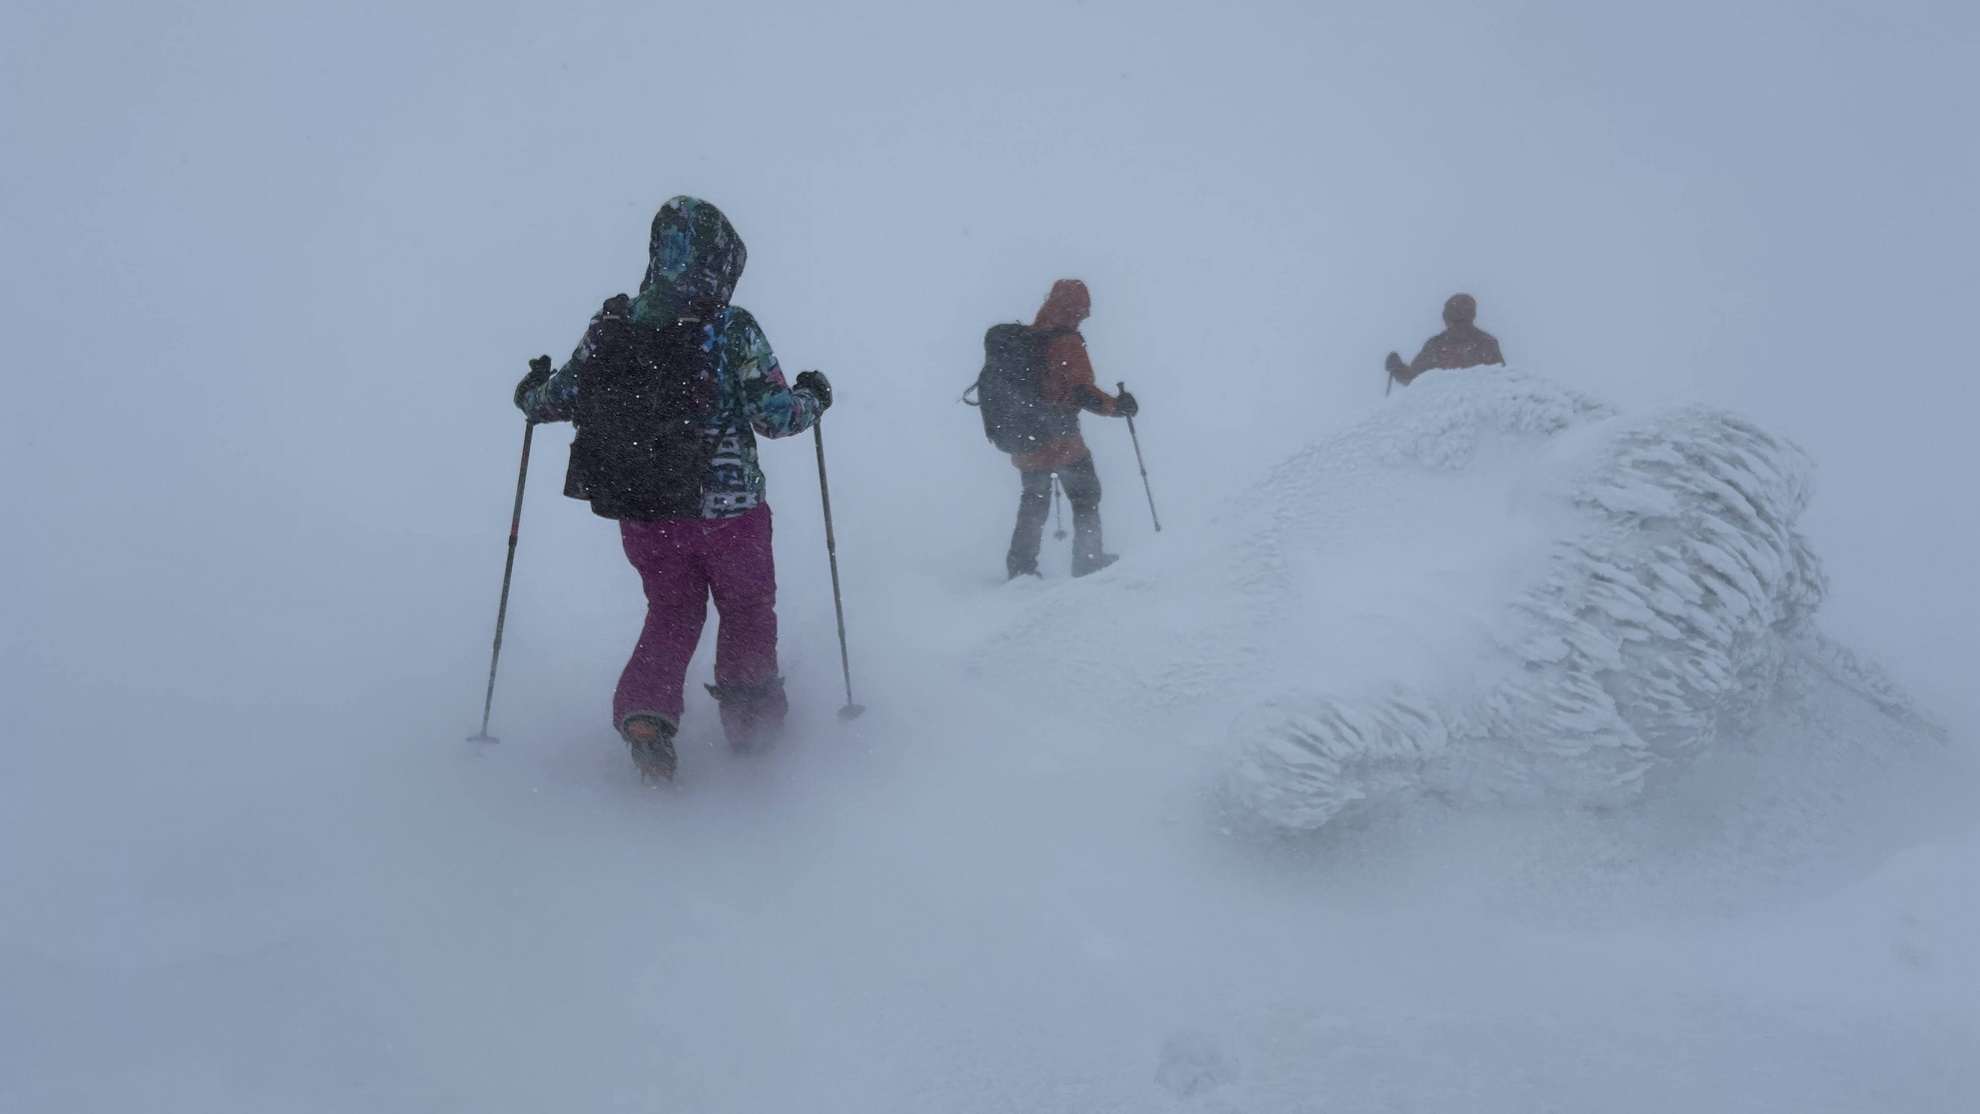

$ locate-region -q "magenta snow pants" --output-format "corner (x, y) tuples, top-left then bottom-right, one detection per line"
(614, 504), (787, 744)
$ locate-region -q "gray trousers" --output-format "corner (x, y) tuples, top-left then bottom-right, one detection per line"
(1008, 453), (1105, 577)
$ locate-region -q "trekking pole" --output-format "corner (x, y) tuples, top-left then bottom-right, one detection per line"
(1051, 475), (1068, 540)
(1117, 381), (1162, 533)
(470, 419), (535, 743)
(812, 419), (865, 721)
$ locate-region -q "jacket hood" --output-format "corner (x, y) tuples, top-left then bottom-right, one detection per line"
(1034, 279), (1091, 331)
(1443, 293), (1478, 327)
(638, 196), (746, 320)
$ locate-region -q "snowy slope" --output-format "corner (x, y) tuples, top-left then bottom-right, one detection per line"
(7, 4), (1980, 1111)
(9, 363), (1973, 1113)
(975, 369), (1948, 850)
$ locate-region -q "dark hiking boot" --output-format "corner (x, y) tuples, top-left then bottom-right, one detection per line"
(705, 677), (788, 753)
(1007, 564), (1042, 581)
(620, 714), (678, 782)
(1072, 552), (1119, 578)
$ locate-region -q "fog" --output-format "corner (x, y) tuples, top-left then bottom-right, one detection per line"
(4, 2), (1977, 1110)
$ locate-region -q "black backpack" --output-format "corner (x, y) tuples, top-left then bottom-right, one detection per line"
(967, 322), (1077, 455)
(565, 294), (716, 521)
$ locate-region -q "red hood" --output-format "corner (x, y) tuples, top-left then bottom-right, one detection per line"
(1034, 279), (1091, 331)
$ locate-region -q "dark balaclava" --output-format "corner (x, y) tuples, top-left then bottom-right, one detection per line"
(1443, 293), (1478, 328)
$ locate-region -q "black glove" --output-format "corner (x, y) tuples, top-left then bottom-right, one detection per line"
(1115, 389), (1139, 419)
(794, 369), (833, 411)
(514, 355), (553, 413)
(1385, 352), (1406, 376)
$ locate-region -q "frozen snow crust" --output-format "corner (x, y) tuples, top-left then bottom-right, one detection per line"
(978, 368), (1943, 832)
(1236, 370), (1843, 828)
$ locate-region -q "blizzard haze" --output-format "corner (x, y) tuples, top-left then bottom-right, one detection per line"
(4, 2), (1978, 1111)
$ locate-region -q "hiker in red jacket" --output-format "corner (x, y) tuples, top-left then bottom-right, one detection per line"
(1386, 293), (1505, 387)
(1004, 279), (1137, 579)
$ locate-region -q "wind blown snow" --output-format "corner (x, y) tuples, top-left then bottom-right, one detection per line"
(977, 368), (1946, 835)
(8, 3), (1980, 1110)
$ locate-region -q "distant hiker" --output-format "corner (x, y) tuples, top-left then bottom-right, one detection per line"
(513, 196), (831, 781)
(970, 279), (1137, 579)
(1386, 293), (1505, 387)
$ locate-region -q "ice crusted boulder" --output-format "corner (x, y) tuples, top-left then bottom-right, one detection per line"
(972, 367), (1942, 834)
(1229, 370), (1938, 830)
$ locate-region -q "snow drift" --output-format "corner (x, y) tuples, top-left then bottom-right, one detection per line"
(974, 368), (1944, 832)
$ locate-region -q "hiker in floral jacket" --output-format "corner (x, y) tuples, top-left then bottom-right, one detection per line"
(515, 196), (831, 780)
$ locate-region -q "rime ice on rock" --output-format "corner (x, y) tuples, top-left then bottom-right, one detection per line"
(1229, 370), (1940, 831)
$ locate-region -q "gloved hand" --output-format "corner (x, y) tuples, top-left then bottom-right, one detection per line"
(1115, 389), (1139, 419)
(514, 355), (553, 413)
(794, 369), (833, 411)
(1385, 351), (1406, 376)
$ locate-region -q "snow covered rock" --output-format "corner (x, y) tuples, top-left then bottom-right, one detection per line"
(973, 367), (1942, 834)
(1232, 371), (1938, 828)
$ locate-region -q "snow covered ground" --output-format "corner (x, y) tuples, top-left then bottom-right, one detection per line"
(6, 3), (1979, 1112)
(979, 368), (1948, 834)
(10, 362), (1977, 1111)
